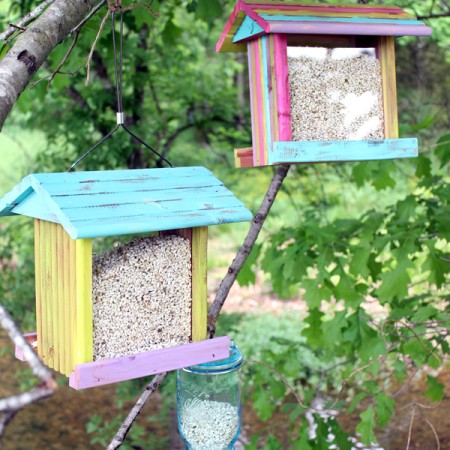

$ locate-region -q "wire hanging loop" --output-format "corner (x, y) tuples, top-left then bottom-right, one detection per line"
(67, 7), (173, 172)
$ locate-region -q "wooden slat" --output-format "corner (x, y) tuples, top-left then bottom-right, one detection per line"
(268, 20), (431, 36)
(273, 34), (292, 142)
(62, 228), (72, 376)
(49, 222), (59, 373)
(270, 139), (418, 165)
(234, 148), (255, 168)
(378, 36), (399, 139)
(69, 337), (231, 390)
(254, 8), (415, 19)
(34, 220), (43, 366)
(259, 14), (421, 25)
(191, 227), (208, 342)
(248, 39), (261, 166)
(244, 1), (405, 11)
(42, 221), (54, 369)
(74, 239), (93, 365)
(68, 235), (77, 372)
(55, 224), (65, 374)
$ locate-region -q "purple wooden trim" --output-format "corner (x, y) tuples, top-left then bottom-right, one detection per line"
(268, 21), (432, 37)
(69, 336), (231, 390)
(273, 34), (292, 142)
(15, 332), (38, 361)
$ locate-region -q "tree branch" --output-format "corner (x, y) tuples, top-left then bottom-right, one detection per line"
(0, 0), (55, 42)
(0, 304), (56, 438)
(0, 0), (99, 131)
(416, 12), (450, 20)
(207, 164), (291, 332)
(107, 372), (167, 450)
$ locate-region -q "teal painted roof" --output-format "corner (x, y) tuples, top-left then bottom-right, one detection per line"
(0, 167), (252, 239)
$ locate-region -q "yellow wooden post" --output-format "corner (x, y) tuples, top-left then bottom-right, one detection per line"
(34, 220), (43, 364)
(74, 239), (93, 365)
(191, 226), (208, 341)
(379, 36), (399, 139)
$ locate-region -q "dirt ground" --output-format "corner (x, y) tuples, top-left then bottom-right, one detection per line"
(0, 265), (448, 449)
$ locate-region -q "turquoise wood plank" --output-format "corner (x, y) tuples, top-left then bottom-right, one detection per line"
(0, 167), (253, 239)
(259, 14), (423, 25)
(32, 166), (207, 184)
(55, 185), (231, 208)
(11, 191), (60, 223)
(270, 139), (418, 164)
(38, 175), (222, 196)
(233, 15), (265, 42)
(62, 194), (243, 222)
(73, 208), (252, 239)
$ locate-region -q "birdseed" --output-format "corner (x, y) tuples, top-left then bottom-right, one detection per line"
(92, 234), (191, 360)
(179, 399), (239, 450)
(288, 47), (385, 141)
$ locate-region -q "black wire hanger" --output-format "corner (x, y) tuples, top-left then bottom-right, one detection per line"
(67, 11), (173, 172)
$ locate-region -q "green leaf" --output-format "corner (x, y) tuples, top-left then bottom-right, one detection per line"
(195, 0), (222, 20)
(253, 388), (276, 421)
(424, 375), (445, 401)
(348, 392), (368, 414)
(237, 244), (261, 287)
(356, 406), (377, 445)
(264, 434), (283, 450)
(321, 311), (347, 348)
(435, 133), (450, 167)
(302, 309), (324, 348)
(416, 154), (432, 178)
(378, 259), (412, 303)
(422, 249), (448, 288)
(375, 393), (395, 428)
(329, 419), (352, 450)
(396, 195), (417, 222)
(303, 279), (332, 308)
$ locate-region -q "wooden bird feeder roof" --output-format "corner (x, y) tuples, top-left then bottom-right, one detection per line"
(0, 167), (252, 239)
(217, 0), (432, 52)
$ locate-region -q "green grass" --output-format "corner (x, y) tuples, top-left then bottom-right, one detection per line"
(0, 126), (45, 191)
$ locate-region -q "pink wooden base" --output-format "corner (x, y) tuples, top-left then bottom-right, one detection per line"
(16, 334), (231, 390)
(15, 332), (38, 361)
(70, 336), (230, 389)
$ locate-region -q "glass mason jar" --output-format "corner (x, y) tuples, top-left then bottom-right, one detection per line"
(177, 340), (244, 450)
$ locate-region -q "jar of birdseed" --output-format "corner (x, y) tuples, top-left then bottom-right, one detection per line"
(177, 340), (244, 450)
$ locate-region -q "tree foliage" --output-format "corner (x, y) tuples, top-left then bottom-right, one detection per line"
(0, 0), (449, 448)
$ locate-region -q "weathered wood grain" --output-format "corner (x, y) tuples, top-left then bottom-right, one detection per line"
(69, 336), (231, 390)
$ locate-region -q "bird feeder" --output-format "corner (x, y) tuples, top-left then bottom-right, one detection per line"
(0, 166), (252, 389)
(217, 0), (432, 167)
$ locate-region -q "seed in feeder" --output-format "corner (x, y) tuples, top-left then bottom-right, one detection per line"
(92, 234), (191, 360)
(179, 399), (239, 450)
(287, 47), (385, 141)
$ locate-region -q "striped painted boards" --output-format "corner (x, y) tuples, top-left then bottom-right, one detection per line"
(217, 1), (431, 168)
(1, 167), (251, 388)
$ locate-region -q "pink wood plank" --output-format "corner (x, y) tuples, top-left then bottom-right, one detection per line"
(15, 332), (38, 361)
(69, 336), (231, 390)
(240, 1), (271, 31)
(268, 21), (432, 37)
(247, 4), (405, 14)
(254, 38), (266, 166)
(247, 41), (260, 166)
(273, 34), (292, 142)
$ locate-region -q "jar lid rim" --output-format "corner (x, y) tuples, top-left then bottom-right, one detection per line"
(184, 340), (243, 373)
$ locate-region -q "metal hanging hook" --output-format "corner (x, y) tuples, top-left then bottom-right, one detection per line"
(68, 10), (173, 172)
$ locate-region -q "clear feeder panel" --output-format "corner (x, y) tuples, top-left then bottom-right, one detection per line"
(177, 341), (243, 450)
(287, 46), (385, 141)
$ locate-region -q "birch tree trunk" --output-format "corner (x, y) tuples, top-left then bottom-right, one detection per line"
(0, 0), (98, 131)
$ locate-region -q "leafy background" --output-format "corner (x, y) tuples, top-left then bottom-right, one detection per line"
(0, 0), (449, 448)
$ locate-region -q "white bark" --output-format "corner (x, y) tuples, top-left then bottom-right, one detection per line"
(0, 0), (99, 131)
